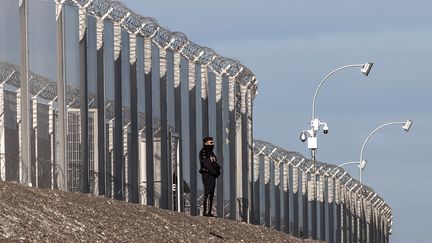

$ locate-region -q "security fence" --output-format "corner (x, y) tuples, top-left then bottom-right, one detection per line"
(253, 140), (392, 242)
(0, 0), (255, 221)
(0, 1), (392, 242)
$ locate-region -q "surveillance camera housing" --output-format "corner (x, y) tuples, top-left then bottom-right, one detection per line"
(322, 124), (329, 134)
(300, 131), (307, 142)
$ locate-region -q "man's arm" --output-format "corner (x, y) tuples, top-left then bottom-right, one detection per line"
(203, 158), (218, 175)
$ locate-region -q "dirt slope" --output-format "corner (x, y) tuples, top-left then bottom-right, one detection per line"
(0, 181), (320, 242)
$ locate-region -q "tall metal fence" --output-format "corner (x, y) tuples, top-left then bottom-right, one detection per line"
(253, 140), (392, 242)
(0, 1), (393, 242)
(0, 0), (256, 220)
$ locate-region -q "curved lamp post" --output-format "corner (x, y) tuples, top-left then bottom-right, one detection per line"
(300, 62), (374, 165)
(338, 160), (368, 170)
(329, 160), (368, 179)
(358, 120), (413, 183)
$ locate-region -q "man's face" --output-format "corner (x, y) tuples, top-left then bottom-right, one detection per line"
(205, 140), (214, 146)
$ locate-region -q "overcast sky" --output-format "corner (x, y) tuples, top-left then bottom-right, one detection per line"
(119, 1), (431, 242)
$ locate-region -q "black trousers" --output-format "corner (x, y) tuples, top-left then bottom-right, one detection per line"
(202, 174), (216, 215)
(202, 174), (216, 194)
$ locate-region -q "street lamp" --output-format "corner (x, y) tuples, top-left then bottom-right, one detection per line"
(300, 62), (374, 165)
(328, 160), (368, 179)
(358, 120), (413, 183)
(338, 160), (368, 170)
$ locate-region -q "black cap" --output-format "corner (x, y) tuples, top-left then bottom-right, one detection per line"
(203, 137), (213, 143)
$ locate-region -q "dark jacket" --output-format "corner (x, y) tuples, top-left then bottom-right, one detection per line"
(199, 148), (221, 177)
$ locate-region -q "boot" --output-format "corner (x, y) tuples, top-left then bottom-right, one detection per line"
(203, 193), (208, 216)
(207, 193), (214, 217)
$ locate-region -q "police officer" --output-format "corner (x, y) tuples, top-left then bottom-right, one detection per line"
(199, 137), (221, 217)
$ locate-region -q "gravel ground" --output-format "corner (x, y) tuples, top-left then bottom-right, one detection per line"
(0, 181), (321, 242)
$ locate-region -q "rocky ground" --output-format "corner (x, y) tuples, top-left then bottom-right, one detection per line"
(0, 181), (321, 242)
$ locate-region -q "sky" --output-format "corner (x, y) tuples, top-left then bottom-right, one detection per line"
(119, 1), (432, 242)
(1, 0), (430, 242)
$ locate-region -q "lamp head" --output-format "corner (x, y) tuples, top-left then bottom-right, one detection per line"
(359, 159), (368, 170)
(361, 62), (373, 76)
(402, 120), (413, 132)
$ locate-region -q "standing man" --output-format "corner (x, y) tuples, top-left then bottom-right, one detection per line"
(199, 137), (221, 217)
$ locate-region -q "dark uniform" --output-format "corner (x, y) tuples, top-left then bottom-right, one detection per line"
(199, 145), (220, 217)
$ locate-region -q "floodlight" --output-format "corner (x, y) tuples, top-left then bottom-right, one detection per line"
(361, 62), (373, 76)
(359, 160), (368, 170)
(402, 120), (413, 132)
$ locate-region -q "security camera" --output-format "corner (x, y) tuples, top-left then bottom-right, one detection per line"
(323, 124), (329, 134)
(300, 131), (307, 142)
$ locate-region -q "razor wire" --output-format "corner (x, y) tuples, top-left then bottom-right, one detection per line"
(253, 139), (393, 231)
(59, 0), (258, 98)
(0, 62), (165, 134)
